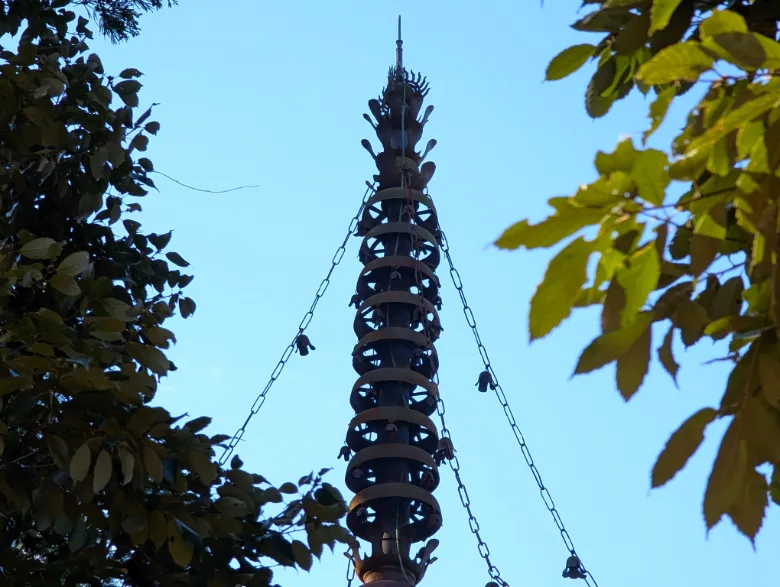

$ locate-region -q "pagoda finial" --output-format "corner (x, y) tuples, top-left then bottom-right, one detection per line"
(395, 15), (403, 80)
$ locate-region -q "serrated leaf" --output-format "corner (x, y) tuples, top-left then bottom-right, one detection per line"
(758, 348), (780, 409)
(689, 234), (720, 276)
(644, 86), (676, 144)
(545, 44), (596, 81)
(70, 442), (92, 482)
(657, 326), (680, 385)
(49, 274), (81, 296)
(601, 279), (626, 333)
(166, 252), (189, 267)
(128, 342), (170, 375)
(184, 416), (211, 433)
(119, 68), (143, 79)
(189, 451), (218, 485)
(118, 447), (135, 486)
(615, 323), (651, 400)
(68, 517), (88, 552)
(586, 58), (618, 118)
(727, 469), (768, 542)
(20, 237), (59, 260)
(114, 79), (141, 96)
(699, 10), (748, 39)
(574, 312), (653, 374)
(572, 7), (633, 33)
(741, 393), (780, 463)
(649, 0), (685, 34)
(497, 205), (604, 249)
(637, 42), (714, 84)
(614, 10), (650, 55)
(143, 446), (163, 484)
(216, 496), (251, 518)
(737, 121), (764, 160)
(92, 450), (112, 493)
(149, 510), (167, 550)
(102, 298), (134, 321)
(279, 482), (298, 494)
(45, 435), (69, 469)
(179, 297), (197, 319)
(291, 540), (313, 571)
(712, 32), (768, 70)
(57, 251), (89, 276)
(652, 408), (717, 488)
(684, 92), (780, 159)
(595, 139), (637, 176)
(528, 237), (593, 340)
(167, 518), (193, 567)
(703, 418), (748, 529)
(631, 149), (669, 206)
(616, 244), (661, 327)
(145, 326), (176, 349)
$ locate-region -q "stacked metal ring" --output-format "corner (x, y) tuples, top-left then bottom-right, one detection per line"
(345, 68), (442, 585)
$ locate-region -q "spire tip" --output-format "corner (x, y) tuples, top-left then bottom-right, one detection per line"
(395, 15), (404, 76)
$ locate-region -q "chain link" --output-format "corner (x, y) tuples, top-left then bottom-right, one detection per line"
(438, 229), (599, 587)
(218, 183), (376, 466)
(434, 371), (509, 587)
(345, 550), (356, 587)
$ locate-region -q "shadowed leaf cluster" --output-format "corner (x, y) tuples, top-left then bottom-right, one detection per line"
(0, 1), (350, 584)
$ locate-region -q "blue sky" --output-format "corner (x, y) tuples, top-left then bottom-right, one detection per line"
(87, 1), (778, 585)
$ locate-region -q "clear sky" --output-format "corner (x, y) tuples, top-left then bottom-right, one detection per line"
(88, 1), (778, 586)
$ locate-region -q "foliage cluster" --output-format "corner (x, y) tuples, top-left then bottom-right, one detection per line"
(498, 0), (780, 541)
(0, 1), (348, 584)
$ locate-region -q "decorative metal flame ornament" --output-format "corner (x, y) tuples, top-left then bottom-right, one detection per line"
(344, 17), (443, 587)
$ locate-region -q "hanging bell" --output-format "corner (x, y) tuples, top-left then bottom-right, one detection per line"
(486, 583), (499, 587)
(562, 555), (586, 580)
(475, 370), (495, 393)
(295, 334), (315, 356)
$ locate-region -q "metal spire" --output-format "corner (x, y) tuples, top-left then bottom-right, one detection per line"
(395, 15), (403, 80)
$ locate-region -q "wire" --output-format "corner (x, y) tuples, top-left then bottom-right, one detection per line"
(152, 170), (261, 194)
(218, 182), (376, 466)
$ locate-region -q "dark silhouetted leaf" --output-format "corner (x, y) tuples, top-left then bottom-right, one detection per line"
(616, 324), (651, 400)
(703, 418), (748, 529)
(70, 442), (92, 483)
(652, 408), (717, 488)
(93, 450), (112, 493)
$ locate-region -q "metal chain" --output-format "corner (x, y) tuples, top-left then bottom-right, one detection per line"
(434, 371), (509, 587)
(438, 228), (599, 587)
(218, 183), (376, 466)
(345, 551), (356, 587)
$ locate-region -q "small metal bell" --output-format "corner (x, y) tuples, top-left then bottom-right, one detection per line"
(476, 370), (495, 393)
(562, 554), (586, 580)
(295, 334), (315, 356)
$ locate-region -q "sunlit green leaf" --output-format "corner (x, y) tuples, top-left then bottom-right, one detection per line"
(649, 0), (685, 34)
(637, 42), (714, 84)
(574, 312), (653, 375)
(529, 238), (593, 340)
(546, 44), (596, 81)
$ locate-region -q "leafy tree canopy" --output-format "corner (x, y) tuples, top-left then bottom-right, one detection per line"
(498, 0), (780, 543)
(0, 1), (349, 584)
